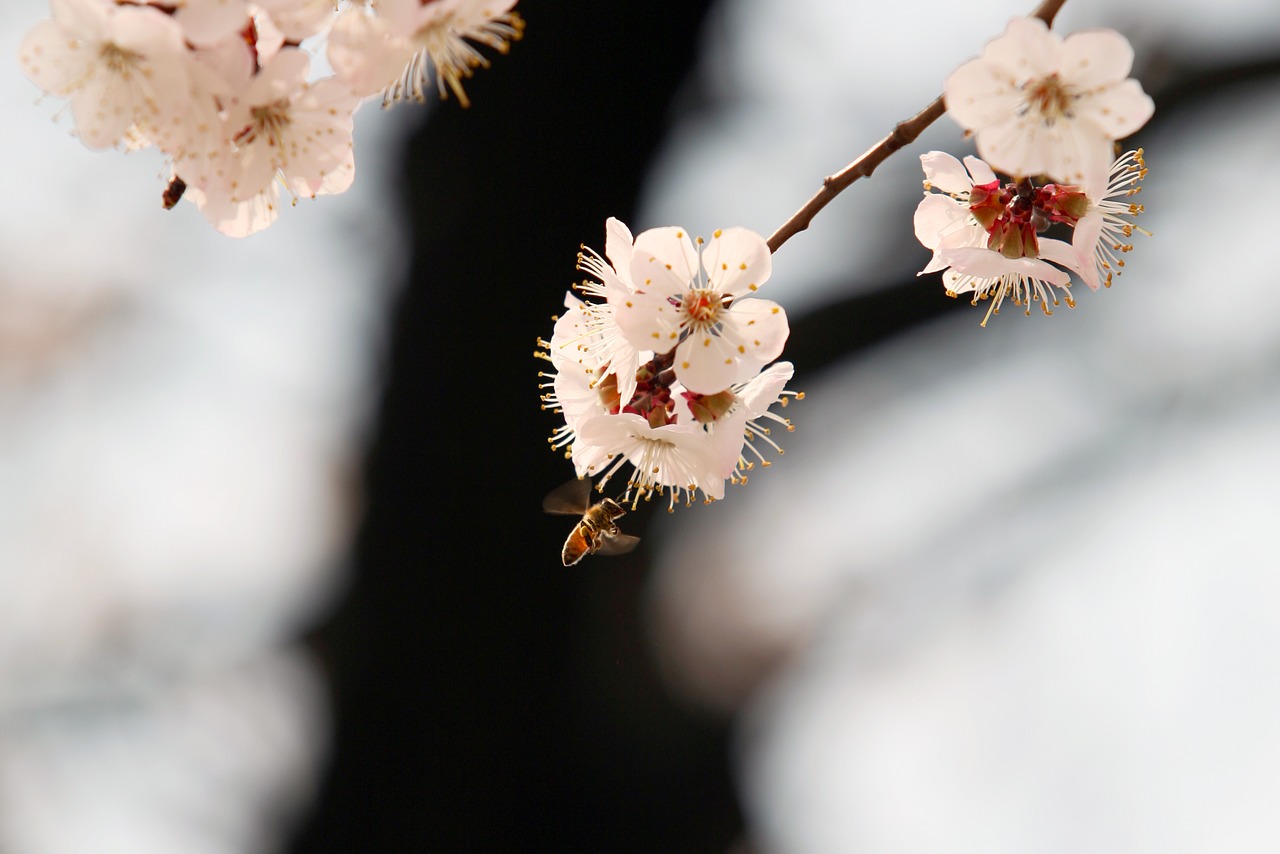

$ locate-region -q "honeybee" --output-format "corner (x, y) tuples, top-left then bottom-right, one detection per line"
(161, 176), (187, 210)
(543, 478), (640, 566)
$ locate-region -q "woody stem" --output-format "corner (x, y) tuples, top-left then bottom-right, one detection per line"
(765, 0), (1069, 254)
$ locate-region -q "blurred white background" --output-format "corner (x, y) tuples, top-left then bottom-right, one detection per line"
(0, 4), (410, 849)
(5, 0), (1280, 851)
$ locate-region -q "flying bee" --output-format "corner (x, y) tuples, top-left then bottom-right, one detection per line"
(161, 176), (187, 210)
(543, 478), (640, 566)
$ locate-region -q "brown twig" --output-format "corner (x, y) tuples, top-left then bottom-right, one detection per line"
(765, 0), (1069, 254)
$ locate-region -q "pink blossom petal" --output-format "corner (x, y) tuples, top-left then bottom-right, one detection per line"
(1035, 118), (1087, 185)
(230, 139), (283, 203)
(329, 6), (407, 97)
(188, 181), (282, 238)
(1066, 215), (1105, 290)
(675, 331), (748, 396)
(1035, 236), (1083, 274)
(1077, 79), (1155, 140)
(451, 0), (520, 27)
(578, 415), (725, 499)
(944, 59), (1022, 131)
(1047, 118), (1114, 186)
(376, 0), (421, 33)
(921, 223), (989, 275)
(736, 362), (794, 418)
(176, 0), (250, 47)
(630, 226), (698, 298)
(245, 47), (310, 105)
(49, 0), (109, 43)
(962, 156), (998, 187)
(939, 247), (1071, 286)
(1061, 28), (1134, 89)
(258, 0), (341, 42)
(702, 227), (772, 297)
(708, 409), (751, 486)
(674, 298), (791, 394)
(974, 117), (1043, 178)
(920, 151), (972, 195)
(983, 17), (1061, 80)
(604, 217), (635, 275)
(18, 20), (86, 96)
(110, 4), (188, 57)
(615, 290), (682, 355)
(913, 194), (971, 251)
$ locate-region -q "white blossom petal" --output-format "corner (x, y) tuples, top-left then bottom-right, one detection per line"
(604, 217), (635, 274)
(736, 362), (795, 418)
(630, 226), (699, 298)
(702, 227), (772, 297)
(939, 247), (1071, 286)
(913, 194), (972, 252)
(615, 289), (683, 356)
(920, 151), (973, 195)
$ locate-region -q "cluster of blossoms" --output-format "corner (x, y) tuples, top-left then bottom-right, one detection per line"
(18, 0), (523, 236)
(920, 16), (1153, 324)
(538, 219), (802, 510)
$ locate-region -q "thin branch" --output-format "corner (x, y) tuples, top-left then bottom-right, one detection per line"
(766, 0), (1069, 254)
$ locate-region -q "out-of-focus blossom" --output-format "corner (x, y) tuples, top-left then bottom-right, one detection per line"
(19, 0), (190, 151)
(186, 48), (359, 237)
(330, 0), (524, 107)
(169, 0), (253, 46)
(944, 17), (1154, 185)
(18, 0), (520, 234)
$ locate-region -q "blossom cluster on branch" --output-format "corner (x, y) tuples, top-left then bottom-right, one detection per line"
(917, 16), (1153, 324)
(536, 9), (1159, 529)
(18, 0), (522, 236)
(538, 219), (802, 511)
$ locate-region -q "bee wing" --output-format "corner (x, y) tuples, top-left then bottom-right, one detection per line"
(543, 477), (592, 515)
(594, 533), (641, 557)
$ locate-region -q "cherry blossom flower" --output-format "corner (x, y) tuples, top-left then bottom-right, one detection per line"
(944, 17), (1154, 186)
(19, 0), (191, 151)
(615, 225), (789, 395)
(186, 48), (360, 237)
(20, 0), (526, 234)
(914, 151), (1082, 326)
(538, 218), (801, 510)
(539, 332), (742, 506)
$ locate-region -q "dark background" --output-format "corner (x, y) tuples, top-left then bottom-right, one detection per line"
(289, 3), (756, 851)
